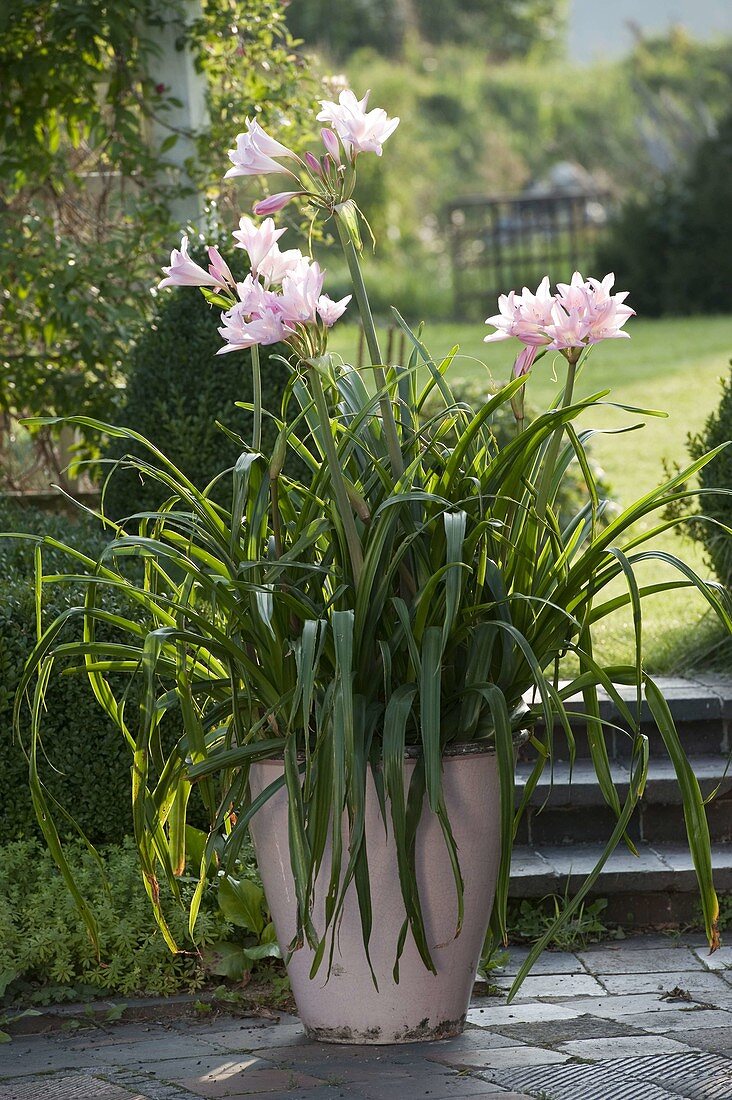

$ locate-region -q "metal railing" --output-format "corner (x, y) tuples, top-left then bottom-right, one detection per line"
(447, 190), (613, 318)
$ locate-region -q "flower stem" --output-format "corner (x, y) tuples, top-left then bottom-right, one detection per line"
(333, 208), (404, 478)
(307, 363), (364, 586)
(534, 355), (579, 525)
(251, 343), (262, 453)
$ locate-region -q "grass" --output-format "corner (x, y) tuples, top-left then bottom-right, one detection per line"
(328, 315), (732, 672)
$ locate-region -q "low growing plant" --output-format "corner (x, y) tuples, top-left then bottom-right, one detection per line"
(0, 836), (275, 1008)
(14, 86), (731, 1000)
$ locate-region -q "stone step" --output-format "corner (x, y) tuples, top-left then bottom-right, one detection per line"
(509, 841), (732, 927)
(530, 675), (732, 761)
(515, 756), (732, 846)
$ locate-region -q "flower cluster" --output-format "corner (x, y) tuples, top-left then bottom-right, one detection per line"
(159, 85), (398, 358)
(160, 220), (350, 357)
(224, 89), (399, 218)
(484, 273), (634, 363)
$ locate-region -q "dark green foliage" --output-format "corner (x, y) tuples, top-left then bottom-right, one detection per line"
(598, 113), (732, 316)
(0, 577), (137, 845)
(286, 0), (404, 59)
(0, 497), (189, 845)
(688, 364), (732, 589)
(0, 498), (109, 576)
(101, 283), (299, 521)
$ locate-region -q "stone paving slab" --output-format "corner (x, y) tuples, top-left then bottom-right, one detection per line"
(494, 947), (586, 976)
(577, 945), (704, 973)
(492, 971), (606, 999)
(2, 936), (732, 1099)
(599, 969), (731, 996)
(557, 1033), (692, 1061)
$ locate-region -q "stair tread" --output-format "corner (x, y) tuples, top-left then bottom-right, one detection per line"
(510, 841), (732, 896)
(525, 674), (732, 722)
(515, 756), (732, 806)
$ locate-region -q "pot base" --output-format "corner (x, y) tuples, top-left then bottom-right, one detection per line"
(304, 1015), (465, 1045)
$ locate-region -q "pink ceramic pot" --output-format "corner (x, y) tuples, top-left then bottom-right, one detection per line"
(248, 743), (501, 1044)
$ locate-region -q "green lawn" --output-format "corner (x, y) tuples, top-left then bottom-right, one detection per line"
(328, 316), (732, 672)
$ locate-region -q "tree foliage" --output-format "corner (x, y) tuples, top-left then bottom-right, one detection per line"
(598, 110), (732, 316)
(285, 0), (565, 61)
(0, 0), (316, 484)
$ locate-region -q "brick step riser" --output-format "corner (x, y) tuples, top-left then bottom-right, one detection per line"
(506, 889), (708, 929)
(531, 718), (730, 762)
(515, 796), (732, 847)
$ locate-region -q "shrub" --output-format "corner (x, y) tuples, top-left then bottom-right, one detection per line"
(687, 363), (732, 589)
(101, 279), (302, 522)
(0, 497), (109, 577)
(598, 113), (732, 316)
(0, 575), (143, 845)
(0, 498), (169, 845)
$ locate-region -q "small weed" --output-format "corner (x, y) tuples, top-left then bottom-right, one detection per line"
(509, 894), (617, 951)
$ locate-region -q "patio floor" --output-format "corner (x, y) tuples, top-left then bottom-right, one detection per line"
(2, 934), (732, 1099)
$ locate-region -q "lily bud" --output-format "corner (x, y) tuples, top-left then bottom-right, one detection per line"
(305, 151), (323, 177)
(321, 127), (341, 164)
(253, 191), (304, 216)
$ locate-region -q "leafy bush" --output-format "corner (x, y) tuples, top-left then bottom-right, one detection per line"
(0, 497), (109, 577)
(598, 113), (732, 316)
(0, 837), (268, 1005)
(102, 282), (302, 521)
(0, 0), (317, 479)
(687, 363), (732, 589)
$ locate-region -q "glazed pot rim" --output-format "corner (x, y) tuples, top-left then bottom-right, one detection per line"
(252, 729), (530, 764)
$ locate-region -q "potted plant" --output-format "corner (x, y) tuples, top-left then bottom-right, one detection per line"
(16, 90), (730, 1044)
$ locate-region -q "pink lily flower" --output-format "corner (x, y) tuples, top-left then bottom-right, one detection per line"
(159, 235), (226, 289)
(545, 304), (591, 351)
(232, 217), (287, 272)
(484, 278), (554, 346)
(317, 293), (352, 327)
(280, 258), (326, 324)
(258, 246), (304, 287)
(206, 246), (235, 289)
(321, 127), (341, 164)
(512, 344), (538, 378)
(316, 89), (399, 158)
(485, 273), (634, 356)
(235, 275), (278, 316)
(217, 302), (293, 354)
(224, 119), (296, 178)
(304, 151), (323, 177)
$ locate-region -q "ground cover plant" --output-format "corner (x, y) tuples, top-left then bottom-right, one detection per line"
(14, 85), (731, 1008)
(0, 835), (276, 1010)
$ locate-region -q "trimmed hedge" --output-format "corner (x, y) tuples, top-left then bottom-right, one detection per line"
(688, 363), (732, 590)
(0, 499), (189, 845)
(0, 573), (142, 845)
(102, 280), (300, 522)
